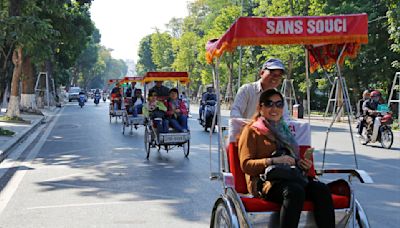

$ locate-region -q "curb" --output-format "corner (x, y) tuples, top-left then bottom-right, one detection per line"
(0, 105), (62, 163)
(0, 116), (45, 162)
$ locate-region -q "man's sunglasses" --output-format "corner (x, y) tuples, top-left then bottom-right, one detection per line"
(262, 100), (284, 108)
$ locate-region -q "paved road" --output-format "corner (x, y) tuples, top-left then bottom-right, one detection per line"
(0, 101), (221, 227)
(0, 100), (399, 227)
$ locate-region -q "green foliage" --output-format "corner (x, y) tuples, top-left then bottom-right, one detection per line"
(136, 35), (156, 75)
(151, 31), (174, 71)
(134, 0), (399, 111)
(0, 127), (15, 136)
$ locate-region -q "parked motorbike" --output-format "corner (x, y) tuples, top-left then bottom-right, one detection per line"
(199, 100), (217, 132)
(358, 110), (393, 149)
(78, 94), (85, 108)
(94, 93), (101, 105)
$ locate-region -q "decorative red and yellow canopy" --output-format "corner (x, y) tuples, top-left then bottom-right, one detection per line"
(206, 14), (368, 72)
(143, 72), (190, 84)
(107, 79), (122, 85)
(121, 76), (144, 84)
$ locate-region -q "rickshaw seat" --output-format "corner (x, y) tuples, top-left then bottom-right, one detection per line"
(227, 142), (350, 212)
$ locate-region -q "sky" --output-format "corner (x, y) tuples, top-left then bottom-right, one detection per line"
(90, 0), (191, 62)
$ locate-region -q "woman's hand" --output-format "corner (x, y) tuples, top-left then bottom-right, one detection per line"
(298, 159), (312, 171)
(273, 155), (295, 166)
(175, 109), (181, 113)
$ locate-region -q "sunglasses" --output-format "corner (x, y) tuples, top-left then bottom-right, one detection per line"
(262, 100), (284, 108)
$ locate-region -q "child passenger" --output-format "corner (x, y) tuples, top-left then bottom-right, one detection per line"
(166, 88), (189, 132)
(142, 92), (169, 133)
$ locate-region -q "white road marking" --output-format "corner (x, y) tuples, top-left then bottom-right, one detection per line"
(0, 108), (62, 216)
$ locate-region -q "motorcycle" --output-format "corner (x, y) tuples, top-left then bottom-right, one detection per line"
(78, 94), (85, 108)
(103, 94), (106, 102)
(199, 100), (217, 132)
(358, 109), (393, 149)
(94, 93), (101, 105)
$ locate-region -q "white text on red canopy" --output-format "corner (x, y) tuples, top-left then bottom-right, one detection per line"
(266, 18), (347, 35)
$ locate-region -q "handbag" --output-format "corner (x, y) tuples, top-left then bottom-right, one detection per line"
(260, 164), (308, 188)
(258, 146), (308, 191)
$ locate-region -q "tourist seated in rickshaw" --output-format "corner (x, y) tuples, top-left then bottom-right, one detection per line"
(129, 88), (144, 117)
(111, 83), (123, 110)
(166, 88), (189, 132)
(149, 81), (170, 101)
(142, 91), (169, 133)
(238, 89), (335, 228)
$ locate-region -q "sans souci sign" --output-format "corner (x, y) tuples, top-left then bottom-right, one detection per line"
(266, 18), (347, 35)
(205, 14), (368, 63)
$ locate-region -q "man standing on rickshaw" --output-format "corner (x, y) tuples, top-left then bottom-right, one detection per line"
(231, 58), (289, 120)
(149, 81), (170, 100)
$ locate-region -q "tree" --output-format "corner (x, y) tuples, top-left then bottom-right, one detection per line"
(136, 35), (156, 75)
(151, 31), (174, 71)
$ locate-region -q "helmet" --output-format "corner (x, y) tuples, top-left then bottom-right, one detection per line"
(370, 90), (381, 97)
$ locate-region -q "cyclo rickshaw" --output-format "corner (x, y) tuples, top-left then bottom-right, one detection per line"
(108, 78), (125, 123)
(142, 72), (191, 159)
(205, 14), (373, 227)
(120, 76), (146, 134)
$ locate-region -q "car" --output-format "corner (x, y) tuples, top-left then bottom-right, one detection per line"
(68, 87), (87, 102)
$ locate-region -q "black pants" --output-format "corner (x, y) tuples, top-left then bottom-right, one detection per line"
(264, 180), (335, 228)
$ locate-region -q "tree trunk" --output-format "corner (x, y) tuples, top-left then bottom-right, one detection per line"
(20, 55), (40, 113)
(6, 46), (23, 117)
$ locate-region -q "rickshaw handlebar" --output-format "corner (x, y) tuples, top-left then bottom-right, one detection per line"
(315, 169), (373, 184)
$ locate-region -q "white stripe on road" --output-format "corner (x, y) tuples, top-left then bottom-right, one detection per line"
(0, 108), (62, 216)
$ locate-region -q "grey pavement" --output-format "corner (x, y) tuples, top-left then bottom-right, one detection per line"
(0, 107), (59, 161)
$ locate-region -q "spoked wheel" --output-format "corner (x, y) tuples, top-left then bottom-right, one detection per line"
(183, 140), (190, 157)
(122, 122), (125, 134)
(145, 127), (151, 159)
(211, 200), (233, 228)
(109, 115), (112, 123)
(354, 199), (371, 228)
(380, 126), (393, 149)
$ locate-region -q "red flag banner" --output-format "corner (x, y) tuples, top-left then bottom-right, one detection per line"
(206, 14), (368, 64)
(306, 43), (360, 73)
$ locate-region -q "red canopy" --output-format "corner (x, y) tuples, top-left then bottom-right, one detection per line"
(206, 14), (368, 67)
(107, 79), (122, 85)
(143, 72), (190, 84)
(121, 76), (144, 83)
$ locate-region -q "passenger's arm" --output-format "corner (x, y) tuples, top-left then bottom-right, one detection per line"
(238, 126), (270, 176)
(230, 86), (248, 118)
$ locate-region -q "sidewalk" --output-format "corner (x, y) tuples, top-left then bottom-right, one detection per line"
(0, 107), (58, 161)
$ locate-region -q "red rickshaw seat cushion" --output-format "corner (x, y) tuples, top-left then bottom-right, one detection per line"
(227, 142), (350, 212)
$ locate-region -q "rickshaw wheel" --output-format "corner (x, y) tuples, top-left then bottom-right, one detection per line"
(144, 127), (151, 159)
(122, 122), (125, 135)
(183, 140), (190, 157)
(212, 201), (232, 228)
(109, 115), (112, 123)
(380, 127), (393, 149)
(354, 199), (371, 228)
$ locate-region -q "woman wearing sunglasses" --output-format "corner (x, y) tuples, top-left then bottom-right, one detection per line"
(238, 89), (335, 228)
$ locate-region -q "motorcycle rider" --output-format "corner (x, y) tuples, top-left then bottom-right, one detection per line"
(356, 90), (370, 136)
(94, 88), (101, 104)
(362, 90), (383, 142)
(199, 85), (217, 122)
